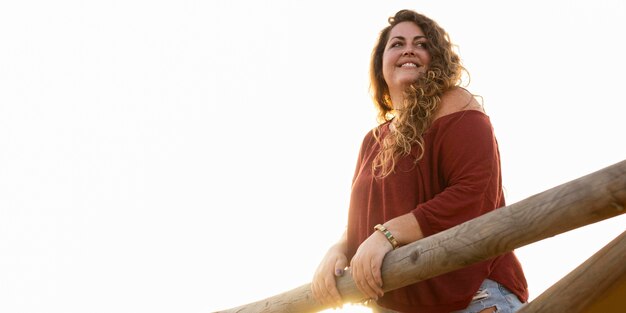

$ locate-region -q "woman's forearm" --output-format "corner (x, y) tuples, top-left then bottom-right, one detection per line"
(330, 229), (348, 254)
(382, 213), (424, 247)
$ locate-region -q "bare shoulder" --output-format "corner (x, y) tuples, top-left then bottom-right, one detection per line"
(435, 87), (484, 120)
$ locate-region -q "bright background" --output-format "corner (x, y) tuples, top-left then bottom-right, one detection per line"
(1, 1), (625, 312)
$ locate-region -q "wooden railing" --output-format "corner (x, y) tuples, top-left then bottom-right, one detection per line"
(518, 229), (626, 313)
(214, 159), (626, 313)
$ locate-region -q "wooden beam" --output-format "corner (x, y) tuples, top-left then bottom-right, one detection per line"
(517, 230), (626, 313)
(583, 270), (626, 312)
(214, 159), (626, 313)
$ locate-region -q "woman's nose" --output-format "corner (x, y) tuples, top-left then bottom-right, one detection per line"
(402, 48), (416, 56)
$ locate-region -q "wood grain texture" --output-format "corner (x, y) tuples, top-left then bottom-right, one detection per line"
(517, 230), (626, 313)
(214, 159), (626, 313)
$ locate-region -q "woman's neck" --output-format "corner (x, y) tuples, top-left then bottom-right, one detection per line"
(389, 92), (405, 111)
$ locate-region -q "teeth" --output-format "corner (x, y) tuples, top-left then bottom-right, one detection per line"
(401, 63), (418, 68)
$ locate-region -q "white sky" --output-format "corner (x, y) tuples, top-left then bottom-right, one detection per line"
(1, 1), (625, 313)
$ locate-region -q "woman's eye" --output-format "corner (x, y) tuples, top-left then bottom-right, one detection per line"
(391, 42), (402, 48)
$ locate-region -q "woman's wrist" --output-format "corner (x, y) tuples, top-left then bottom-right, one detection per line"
(374, 224), (400, 249)
(328, 240), (348, 255)
(379, 213), (424, 246)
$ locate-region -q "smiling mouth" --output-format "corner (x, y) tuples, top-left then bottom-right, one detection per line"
(399, 62), (420, 68)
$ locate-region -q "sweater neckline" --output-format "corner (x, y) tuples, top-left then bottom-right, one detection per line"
(430, 109), (487, 128)
(384, 109), (487, 133)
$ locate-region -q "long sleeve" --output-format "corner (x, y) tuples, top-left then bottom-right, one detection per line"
(411, 111), (504, 236)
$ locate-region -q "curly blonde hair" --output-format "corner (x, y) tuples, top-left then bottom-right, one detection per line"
(370, 10), (467, 177)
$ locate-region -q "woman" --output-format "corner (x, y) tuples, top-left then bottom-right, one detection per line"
(311, 9), (528, 313)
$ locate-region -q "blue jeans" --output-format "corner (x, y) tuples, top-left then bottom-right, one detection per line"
(451, 279), (524, 313)
(370, 279), (524, 313)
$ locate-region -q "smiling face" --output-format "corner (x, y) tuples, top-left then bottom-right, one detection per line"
(382, 21), (432, 98)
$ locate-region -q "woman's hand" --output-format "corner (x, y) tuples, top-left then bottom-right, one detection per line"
(311, 245), (348, 308)
(350, 231), (393, 300)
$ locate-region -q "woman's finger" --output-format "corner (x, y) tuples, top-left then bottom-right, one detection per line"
(370, 261), (384, 297)
(356, 258), (378, 300)
(324, 276), (342, 307)
(362, 262), (381, 299)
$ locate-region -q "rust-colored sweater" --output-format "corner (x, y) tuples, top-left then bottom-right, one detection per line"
(346, 110), (528, 313)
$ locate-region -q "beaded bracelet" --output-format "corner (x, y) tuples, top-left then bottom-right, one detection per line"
(374, 224), (399, 250)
